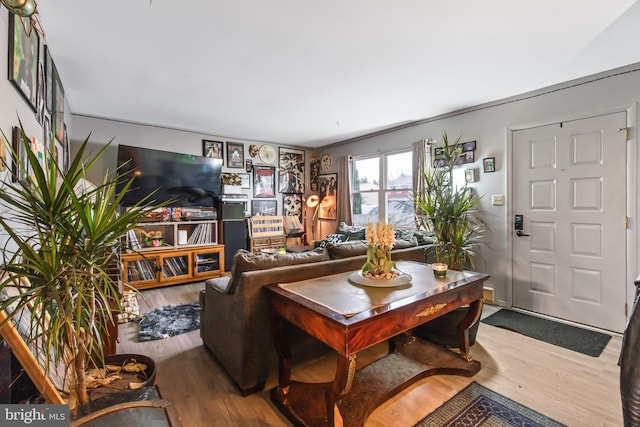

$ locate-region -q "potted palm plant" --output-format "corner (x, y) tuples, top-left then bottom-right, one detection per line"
(414, 132), (485, 270)
(0, 126), (167, 407)
(413, 132), (485, 347)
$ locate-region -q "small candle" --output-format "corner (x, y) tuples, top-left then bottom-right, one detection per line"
(433, 263), (448, 277)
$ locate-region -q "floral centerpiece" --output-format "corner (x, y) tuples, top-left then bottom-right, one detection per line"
(361, 221), (398, 279)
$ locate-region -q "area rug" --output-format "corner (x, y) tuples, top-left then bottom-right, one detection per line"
(481, 309), (611, 357)
(414, 382), (565, 427)
(138, 302), (200, 342)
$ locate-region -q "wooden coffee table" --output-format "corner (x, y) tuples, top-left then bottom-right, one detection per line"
(267, 261), (490, 427)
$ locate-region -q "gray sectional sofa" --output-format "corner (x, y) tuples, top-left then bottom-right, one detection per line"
(199, 235), (431, 396)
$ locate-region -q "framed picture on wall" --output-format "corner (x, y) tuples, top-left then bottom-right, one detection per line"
(278, 147), (305, 193)
(483, 157), (496, 173)
(318, 173), (337, 220)
(11, 126), (29, 182)
(283, 193), (302, 222)
(253, 165), (275, 198)
(252, 199), (277, 216)
(227, 142), (244, 168)
(52, 64), (65, 143)
(202, 140), (223, 163)
(44, 46), (53, 114)
(8, 13), (40, 112)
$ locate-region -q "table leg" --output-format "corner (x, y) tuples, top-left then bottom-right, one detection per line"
(456, 299), (483, 358)
(269, 310), (292, 401)
(326, 353), (357, 425)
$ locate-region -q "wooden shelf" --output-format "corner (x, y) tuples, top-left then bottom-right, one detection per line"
(121, 220), (224, 290)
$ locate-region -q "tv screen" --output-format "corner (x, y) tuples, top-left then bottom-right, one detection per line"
(116, 144), (223, 207)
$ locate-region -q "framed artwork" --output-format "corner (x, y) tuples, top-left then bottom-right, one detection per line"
(227, 142), (244, 168)
(455, 151), (474, 165)
(239, 173), (251, 189)
(253, 165), (276, 198)
(52, 64), (65, 142)
(62, 124), (70, 173)
(202, 140), (223, 163)
(252, 199), (277, 216)
(309, 155), (320, 191)
(8, 13), (40, 112)
(0, 135), (5, 172)
(483, 157), (496, 173)
(318, 173), (337, 220)
(35, 61), (45, 125)
(283, 193), (302, 221)
(461, 140), (477, 152)
(44, 46), (53, 113)
(278, 147), (305, 193)
(11, 126), (29, 182)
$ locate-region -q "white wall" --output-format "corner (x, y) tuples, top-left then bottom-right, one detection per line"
(325, 64), (640, 307)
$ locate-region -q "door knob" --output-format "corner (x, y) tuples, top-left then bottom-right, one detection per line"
(516, 230), (530, 237)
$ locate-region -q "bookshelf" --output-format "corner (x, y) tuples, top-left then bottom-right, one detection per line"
(121, 220), (224, 290)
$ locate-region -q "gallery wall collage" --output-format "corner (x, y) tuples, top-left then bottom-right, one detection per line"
(5, 13), (70, 182)
(202, 139), (336, 223)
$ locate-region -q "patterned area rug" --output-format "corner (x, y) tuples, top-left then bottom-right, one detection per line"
(138, 302), (200, 342)
(415, 382), (565, 427)
(481, 309), (611, 357)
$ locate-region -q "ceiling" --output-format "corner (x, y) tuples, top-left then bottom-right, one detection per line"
(35, 1), (640, 148)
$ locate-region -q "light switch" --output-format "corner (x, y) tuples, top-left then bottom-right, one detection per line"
(491, 195), (504, 206)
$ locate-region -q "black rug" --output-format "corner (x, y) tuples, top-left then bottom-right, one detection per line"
(138, 302), (200, 342)
(481, 309), (611, 357)
(414, 382), (565, 427)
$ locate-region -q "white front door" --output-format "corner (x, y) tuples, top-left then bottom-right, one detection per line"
(512, 112), (627, 332)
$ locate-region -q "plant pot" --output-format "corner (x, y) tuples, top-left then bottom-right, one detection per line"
(87, 354), (156, 402)
(413, 307), (479, 348)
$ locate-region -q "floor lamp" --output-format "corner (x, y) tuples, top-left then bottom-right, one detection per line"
(306, 195), (320, 243)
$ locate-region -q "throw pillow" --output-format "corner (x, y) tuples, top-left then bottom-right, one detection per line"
(318, 233), (348, 248)
(338, 222), (366, 241)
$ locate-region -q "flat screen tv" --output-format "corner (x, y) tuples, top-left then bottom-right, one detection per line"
(116, 144), (223, 207)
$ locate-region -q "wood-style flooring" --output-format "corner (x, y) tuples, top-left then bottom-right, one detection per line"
(117, 282), (624, 426)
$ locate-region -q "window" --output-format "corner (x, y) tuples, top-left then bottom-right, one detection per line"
(351, 150), (414, 229)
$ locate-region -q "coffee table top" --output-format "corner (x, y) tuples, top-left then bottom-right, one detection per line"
(277, 261), (488, 318)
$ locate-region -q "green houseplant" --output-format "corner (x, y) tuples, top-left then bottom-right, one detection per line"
(413, 132), (486, 348)
(0, 126), (166, 406)
(414, 132), (485, 271)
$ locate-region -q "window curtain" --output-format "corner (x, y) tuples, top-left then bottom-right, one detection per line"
(412, 139), (431, 226)
(337, 155), (353, 225)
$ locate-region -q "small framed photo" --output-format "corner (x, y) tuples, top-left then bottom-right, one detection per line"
(456, 151), (474, 165)
(202, 140), (223, 162)
(461, 140), (477, 152)
(464, 169), (476, 183)
(227, 142), (245, 168)
(239, 173), (251, 189)
(483, 157), (496, 173)
(252, 199), (277, 216)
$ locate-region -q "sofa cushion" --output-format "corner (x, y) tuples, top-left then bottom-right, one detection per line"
(226, 248), (329, 294)
(394, 237), (418, 249)
(327, 240), (368, 259)
(413, 230), (435, 245)
(318, 233), (348, 248)
(338, 222), (366, 241)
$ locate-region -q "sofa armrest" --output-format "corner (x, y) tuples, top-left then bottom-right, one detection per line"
(206, 276), (232, 294)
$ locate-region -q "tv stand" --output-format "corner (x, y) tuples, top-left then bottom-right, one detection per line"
(121, 220), (224, 290)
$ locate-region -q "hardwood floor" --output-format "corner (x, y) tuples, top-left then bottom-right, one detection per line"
(117, 282), (624, 426)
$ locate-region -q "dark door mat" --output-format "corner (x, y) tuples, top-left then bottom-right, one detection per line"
(481, 309), (611, 357)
